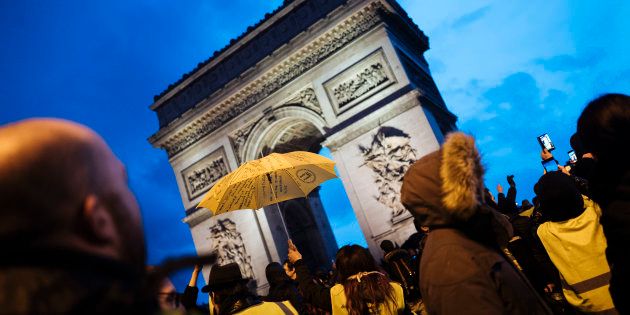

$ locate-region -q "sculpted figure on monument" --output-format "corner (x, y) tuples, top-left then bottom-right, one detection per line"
(208, 218), (255, 279)
(359, 127), (418, 219)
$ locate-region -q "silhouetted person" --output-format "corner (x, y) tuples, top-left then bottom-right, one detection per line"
(156, 276), (185, 312)
(0, 119), (154, 314)
(202, 263), (298, 315)
(577, 93), (630, 313)
(264, 262), (305, 314)
(497, 175), (518, 215)
(535, 171), (616, 313)
(380, 240), (419, 303)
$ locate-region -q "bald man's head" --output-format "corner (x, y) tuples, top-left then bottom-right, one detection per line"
(0, 119), (145, 268)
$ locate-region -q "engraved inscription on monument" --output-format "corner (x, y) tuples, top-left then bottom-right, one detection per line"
(182, 148), (229, 200)
(324, 49), (396, 115)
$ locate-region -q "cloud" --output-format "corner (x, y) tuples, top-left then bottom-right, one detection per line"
(452, 5), (491, 29)
(536, 51), (605, 72)
(482, 72), (540, 109)
(456, 71), (578, 199)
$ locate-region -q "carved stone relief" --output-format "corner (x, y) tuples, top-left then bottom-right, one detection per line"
(207, 218), (255, 279)
(334, 63), (388, 107)
(283, 87), (323, 117)
(181, 147), (229, 200)
(155, 3), (384, 157)
(229, 123), (256, 165)
(324, 49), (396, 115)
(358, 126), (418, 220)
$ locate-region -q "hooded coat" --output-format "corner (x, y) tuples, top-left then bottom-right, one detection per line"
(401, 132), (551, 315)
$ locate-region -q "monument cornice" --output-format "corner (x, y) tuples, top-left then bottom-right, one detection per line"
(149, 1), (388, 158)
(150, 0), (304, 110)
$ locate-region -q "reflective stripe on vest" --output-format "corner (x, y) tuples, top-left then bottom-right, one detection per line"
(562, 272), (611, 294)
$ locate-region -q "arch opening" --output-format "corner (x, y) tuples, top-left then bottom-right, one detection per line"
(253, 117), (336, 270)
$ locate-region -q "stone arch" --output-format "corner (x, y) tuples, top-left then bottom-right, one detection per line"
(241, 105), (337, 269)
(242, 105), (327, 162)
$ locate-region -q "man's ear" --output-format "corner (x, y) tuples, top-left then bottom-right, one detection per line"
(81, 194), (118, 245)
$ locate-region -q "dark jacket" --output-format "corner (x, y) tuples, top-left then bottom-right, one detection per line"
(599, 172), (630, 313)
(218, 293), (261, 315)
(401, 132), (552, 315)
(0, 247), (156, 315)
(265, 280), (306, 314)
(382, 249), (419, 300)
(293, 259), (332, 313)
(420, 228), (551, 315)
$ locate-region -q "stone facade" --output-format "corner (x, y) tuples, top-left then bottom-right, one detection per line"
(149, 0), (456, 292)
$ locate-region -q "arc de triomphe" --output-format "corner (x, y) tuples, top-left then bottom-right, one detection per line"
(148, 0), (456, 292)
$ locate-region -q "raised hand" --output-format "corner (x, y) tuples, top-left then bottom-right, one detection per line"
(287, 239), (302, 263)
(507, 175), (515, 187)
(541, 148), (553, 161)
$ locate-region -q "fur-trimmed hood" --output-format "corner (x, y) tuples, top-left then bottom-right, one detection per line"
(401, 132), (485, 226)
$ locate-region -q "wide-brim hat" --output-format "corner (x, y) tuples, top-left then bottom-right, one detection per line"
(201, 263), (249, 293)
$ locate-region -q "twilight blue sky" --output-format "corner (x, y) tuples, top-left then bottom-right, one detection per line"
(1, 0), (629, 290)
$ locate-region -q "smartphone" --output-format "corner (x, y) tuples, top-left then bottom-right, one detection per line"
(537, 133), (555, 151)
(568, 150), (578, 164)
(542, 158), (559, 172)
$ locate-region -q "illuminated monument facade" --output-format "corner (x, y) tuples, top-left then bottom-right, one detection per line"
(148, 0), (456, 292)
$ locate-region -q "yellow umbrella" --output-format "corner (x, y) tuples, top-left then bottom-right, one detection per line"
(197, 151), (337, 217)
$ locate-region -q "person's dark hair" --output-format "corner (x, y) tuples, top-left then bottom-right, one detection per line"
(577, 93), (630, 204)
(210, 282), (250, 307)
(265, 262), (289, 287)
(577, 93), (630, 161)
(379, 240), (395, 253)
(570, 133), (586, 159)
(335, 245), (397, 315)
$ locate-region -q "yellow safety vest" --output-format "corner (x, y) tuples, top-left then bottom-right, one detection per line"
(330, 281), (404, 315)
(519, 206), (534, 218)
(537, 196), (616, 313)
(235, 301), (298, 315)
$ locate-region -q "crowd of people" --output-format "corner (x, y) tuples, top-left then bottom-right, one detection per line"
(0, 93), (628, 314)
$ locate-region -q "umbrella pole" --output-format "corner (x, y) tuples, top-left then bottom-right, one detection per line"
(275, 202), (290, 239)
(266, 173), (290, 239)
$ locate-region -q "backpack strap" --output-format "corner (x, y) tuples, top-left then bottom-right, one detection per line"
(274, 301), (294, 315)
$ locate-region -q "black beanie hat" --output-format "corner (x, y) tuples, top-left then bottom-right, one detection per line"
(535, 171), (584, 222)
